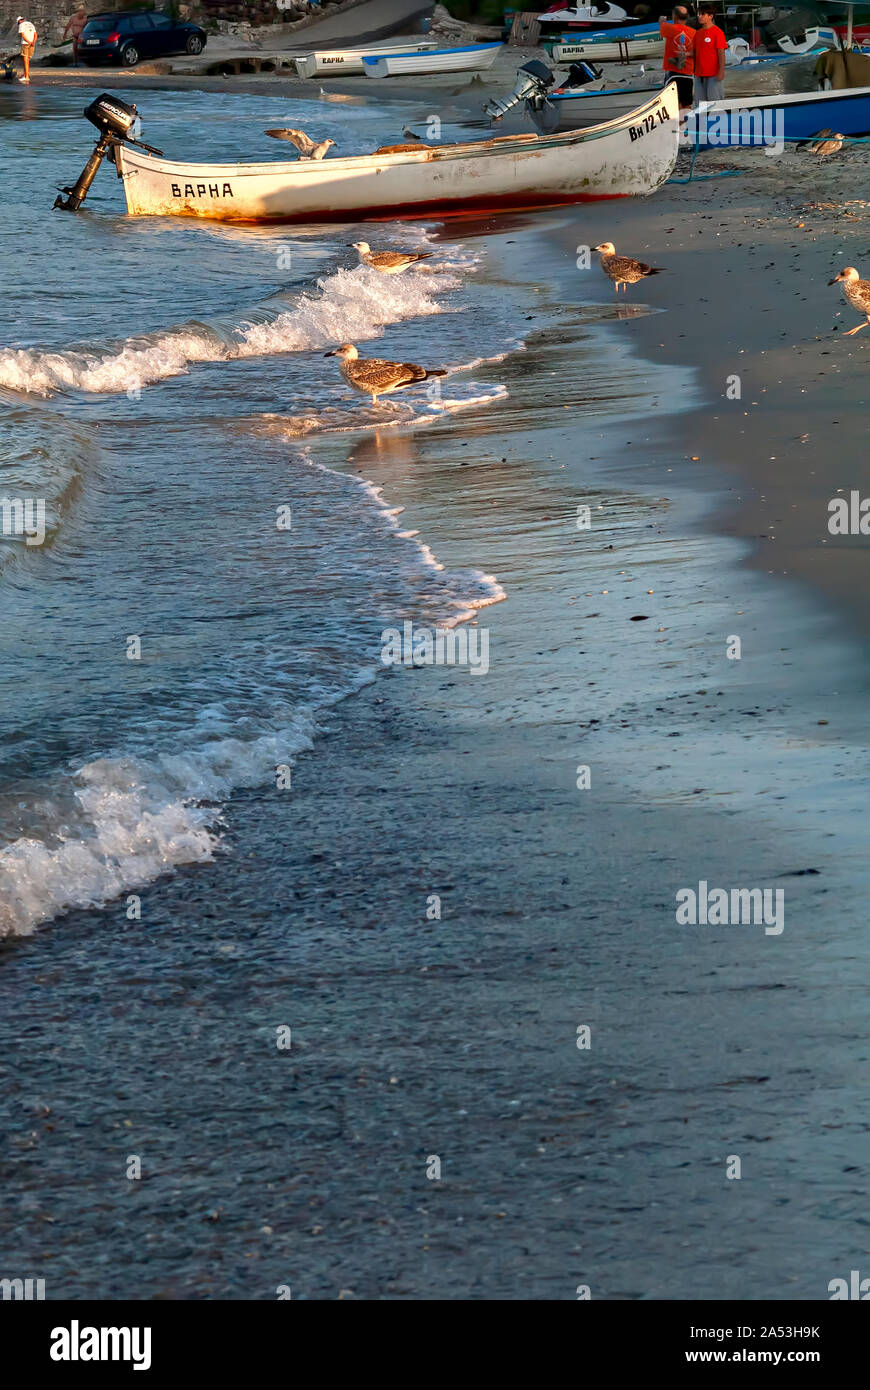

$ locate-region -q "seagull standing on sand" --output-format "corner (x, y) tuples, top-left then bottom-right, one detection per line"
(352, 241), (433, 275)
(324, 344), (447, 405)
(813, 132), (844, 160)
(265, 128), (336, 159)
(593, 241), (662, 293)
(829, 266), (870, 336)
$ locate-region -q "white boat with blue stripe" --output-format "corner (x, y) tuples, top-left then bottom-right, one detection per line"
(362, 42), (503, 78)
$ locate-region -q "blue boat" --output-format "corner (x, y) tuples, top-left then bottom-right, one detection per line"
(554, 22), (659, 43)
(683, 84), (870, 146)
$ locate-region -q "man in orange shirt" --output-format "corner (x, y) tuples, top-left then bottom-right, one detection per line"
(659, 7), (694, 110)
(693, 3), (727, 103)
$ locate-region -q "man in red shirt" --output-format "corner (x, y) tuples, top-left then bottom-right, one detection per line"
(659, 7), (695, 110)
(693, 4), (727, 103)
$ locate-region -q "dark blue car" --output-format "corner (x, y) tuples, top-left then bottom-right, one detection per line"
(79, 10), (207, 67)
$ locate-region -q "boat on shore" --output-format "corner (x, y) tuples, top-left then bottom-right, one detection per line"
(361, 43), (502, 78)
(683, 83), (870, 146)
(550, 27), (665, 62)
(532, 77), (666, 129)
(293, 42), (437, 79)
(110, 84), (679, 222)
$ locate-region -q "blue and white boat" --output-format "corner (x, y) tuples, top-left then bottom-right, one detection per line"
(683, 84), (870, 146)
(549, 25), (665, 62)
(362, 43), (502, 78)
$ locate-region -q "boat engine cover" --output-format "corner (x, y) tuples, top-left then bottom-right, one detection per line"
(84, 94), (140, 140)
(566, 61), (604, 88)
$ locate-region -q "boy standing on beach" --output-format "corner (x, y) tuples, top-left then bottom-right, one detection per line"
(659, 7), (695, 111)
(693, 4), (726, 103)
(17, 15), (37, 84)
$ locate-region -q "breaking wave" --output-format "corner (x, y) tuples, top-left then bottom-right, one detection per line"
(0, 446), (505, 938)
(0, 260), (462, 398)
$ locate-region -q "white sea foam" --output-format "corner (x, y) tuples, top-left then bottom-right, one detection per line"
(0, 452), (505, 936)
(247, 383), (508, 438)
(304, 455), (506, 627)
(0, 264), (461, 397)
(0, 701), (339, 938)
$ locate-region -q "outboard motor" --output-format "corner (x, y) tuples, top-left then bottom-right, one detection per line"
(483, 59), (556, 121)
(565, 60), (604, 87)
(54, 94), (162, 212)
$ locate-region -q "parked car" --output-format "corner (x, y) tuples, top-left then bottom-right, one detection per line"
(78, 11), (207, 67)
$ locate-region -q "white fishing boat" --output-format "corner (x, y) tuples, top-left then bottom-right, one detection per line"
(109, 84), (679, 223)
(293, 42), (437, 79)
(361, 42), (502, 78)
(553, 31), (665, 62)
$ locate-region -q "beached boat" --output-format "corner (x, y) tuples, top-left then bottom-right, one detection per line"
(361, 43), (502, 78)
(777, 25), (838, 54)
(551, 27), (665, 62)
(293, 42), (437, 79)
(530, 77), (667, 130)
(683, 83), (870, 146)
(110, 84), (679, 222)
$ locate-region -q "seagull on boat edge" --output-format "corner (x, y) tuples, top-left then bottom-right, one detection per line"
(829, 266), (870, 336)
(324, 344), (447, 405)
(593, 242), (663, 293)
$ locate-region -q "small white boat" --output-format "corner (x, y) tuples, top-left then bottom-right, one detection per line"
(777, 26), (838, 56)
(293, 42), (437, 79)
(362, 42), (503, 78)
(111, 84), (679, 222)
(540, 3), (634, 31)
(537, 76), (667, 130)
(553, 32), (665, 62)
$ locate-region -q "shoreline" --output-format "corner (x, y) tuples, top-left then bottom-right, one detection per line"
(2, 83), (870, 1298)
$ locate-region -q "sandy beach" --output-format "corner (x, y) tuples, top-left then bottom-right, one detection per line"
(1, 38), (870, 1303)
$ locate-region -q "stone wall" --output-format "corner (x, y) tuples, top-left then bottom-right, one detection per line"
(1, 0), (76, 45)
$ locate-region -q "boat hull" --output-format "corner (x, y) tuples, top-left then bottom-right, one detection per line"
(294, 43), (436, 78)
(683, 84), (870, 146)
(114, 84), (679, 223)
(552, 32), (665, 62)
(362, 43), (502, 77)
(543, 81), (666, 129)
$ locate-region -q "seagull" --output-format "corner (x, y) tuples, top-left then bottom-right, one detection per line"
(828, 266), (870, 336)
(593, 242), (662, 293)
(814, 132), (844, 160)
(352, 241), (433, 275)
(324, 344), (446, 405)
(797, 126), (831, 151)
(402, 125), (425, 141)
(265, 128), (336, 159)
